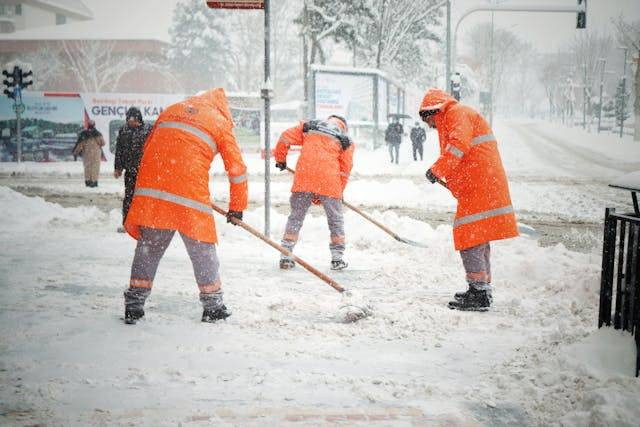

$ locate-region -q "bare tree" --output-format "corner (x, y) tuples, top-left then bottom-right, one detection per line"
(464, 23), (522, 112)
(571, 31), (613, 127)
(614, 17), (640, 141)
(224, 0), (302, 99)
(19, 43), (66, 90)
(58, 40), (155, 92)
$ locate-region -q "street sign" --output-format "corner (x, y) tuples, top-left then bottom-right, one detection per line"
(12, 103), (25, 114)
(206, 0), (264, 9)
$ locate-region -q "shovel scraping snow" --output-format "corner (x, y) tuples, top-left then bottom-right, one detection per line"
(285, 167), (430, 248)
(211, 202), (372, 323)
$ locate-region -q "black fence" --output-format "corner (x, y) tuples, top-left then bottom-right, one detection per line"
(599, 207), (640, 377)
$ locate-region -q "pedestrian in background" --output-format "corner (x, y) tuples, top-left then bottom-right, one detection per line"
(73, 120), (105, 187)
(384, 117), (403, 164)
(410, 121), (426, 161)
(114, 107), (152, 229)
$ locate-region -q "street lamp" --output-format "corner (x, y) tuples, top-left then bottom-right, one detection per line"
(618, 46), (628, 138)
(597, 58), (606, 133)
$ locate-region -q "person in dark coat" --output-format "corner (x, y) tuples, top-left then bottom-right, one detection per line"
(384, 117), (403, 164)
(73, 120), (105, 187)
(410, 121), (426, 161)
(114, 107), (152, 228)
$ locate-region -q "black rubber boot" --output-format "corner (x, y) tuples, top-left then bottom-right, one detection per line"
(455, 285), (493, 303)
(331, 259), (348, 270)
(280, 258), (295, 269)
(85, 180), (90, 187)
(448, 285), (491, 312)
(202, 305), (231, 323)
(124, 306), (145, 324)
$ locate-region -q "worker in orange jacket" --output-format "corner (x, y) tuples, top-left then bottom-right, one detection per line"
(419, 88), (518, 311)
(274, 115), (354, 270)
(123, 88), (248, 324)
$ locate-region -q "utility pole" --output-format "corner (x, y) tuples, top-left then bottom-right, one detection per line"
(445, 0), (451, 92)
(263, 0), (272, 236)
(597, 58), (605, 133)
(302, 0), (308, 104)
(489, 10), (494, 127)
(619, 46), (628, 138)
(582, 61), (587, 130)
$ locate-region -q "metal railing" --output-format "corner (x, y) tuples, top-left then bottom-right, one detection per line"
(599, 207), (640, 377)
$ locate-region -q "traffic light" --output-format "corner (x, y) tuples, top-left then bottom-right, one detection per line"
(2, 66), (33, 100)
(2, 67), (17, 99)
(21, 70), (33, 89)
(577, 0), (586, 29)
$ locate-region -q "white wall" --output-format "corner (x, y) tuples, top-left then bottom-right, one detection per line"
(20, 3), (56, 30)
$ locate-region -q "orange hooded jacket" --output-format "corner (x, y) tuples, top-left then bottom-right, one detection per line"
(274, 119), (354, 199)
(124, 88), (248, 244)
(419, 88), (518, 250)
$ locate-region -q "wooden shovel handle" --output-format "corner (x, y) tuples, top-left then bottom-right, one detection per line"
(285, 166), (401, 241)
(211, 202), (345, 293)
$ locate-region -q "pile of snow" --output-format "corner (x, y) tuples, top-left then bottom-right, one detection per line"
(0, 186), (113, 230)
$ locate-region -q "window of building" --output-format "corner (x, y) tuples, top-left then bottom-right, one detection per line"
(0, 6), (6, 16)
(16, 4), (22, 16)
(56, 13), (66, 25)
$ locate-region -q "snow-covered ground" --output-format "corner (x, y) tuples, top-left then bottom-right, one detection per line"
(1, 119), (639, 425)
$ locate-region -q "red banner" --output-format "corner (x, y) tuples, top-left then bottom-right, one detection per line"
(206, 0), (264, 9)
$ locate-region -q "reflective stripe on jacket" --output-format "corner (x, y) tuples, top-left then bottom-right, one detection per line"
(124, 88), (248, 243)
(420, 88), (518, 250)
(274, 120), (354, 199)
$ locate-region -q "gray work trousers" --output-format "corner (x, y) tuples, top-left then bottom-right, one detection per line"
(388, 143), (400, 164)
(460, 242), (491, 286)
(282, 192), (345, 261)
(124, 227), (223, 311)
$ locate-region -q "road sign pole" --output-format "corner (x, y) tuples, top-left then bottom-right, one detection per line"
(263, 0), (271, 237)
(16, 103), (21, 163)
(205, 0), (268, 234)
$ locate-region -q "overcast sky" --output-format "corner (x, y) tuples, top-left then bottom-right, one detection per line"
(82, 0), (640, 53)
(457, 0), (640, 54)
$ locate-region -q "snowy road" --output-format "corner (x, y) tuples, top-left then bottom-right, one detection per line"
(1, 120), (639, 425)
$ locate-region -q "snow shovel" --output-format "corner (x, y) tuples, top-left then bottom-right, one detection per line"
(284, 167), (430, 248)
(433, 177), (540, 240)
(210, 202), (372, 323)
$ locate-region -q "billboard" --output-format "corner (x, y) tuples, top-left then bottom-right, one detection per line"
(314, 72), (373, 123)
(0, 92), (84, 162)
(0, 92), (262, 162)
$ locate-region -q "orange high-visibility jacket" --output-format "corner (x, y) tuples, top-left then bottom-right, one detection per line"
(419, 88), (518, 250)
(274, 120), (355, 199)
(125, 88), (248, 244)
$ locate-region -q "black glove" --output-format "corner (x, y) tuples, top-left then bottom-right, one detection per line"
(275, 161), (286, 171)
(226, 210), (243, 225)
(425, 169), (438, 184)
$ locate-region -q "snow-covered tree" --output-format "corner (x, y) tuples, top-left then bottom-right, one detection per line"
(361, 0), (442, 74)
(297, 0), (442, 84)
(167, 0), (232, 93)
